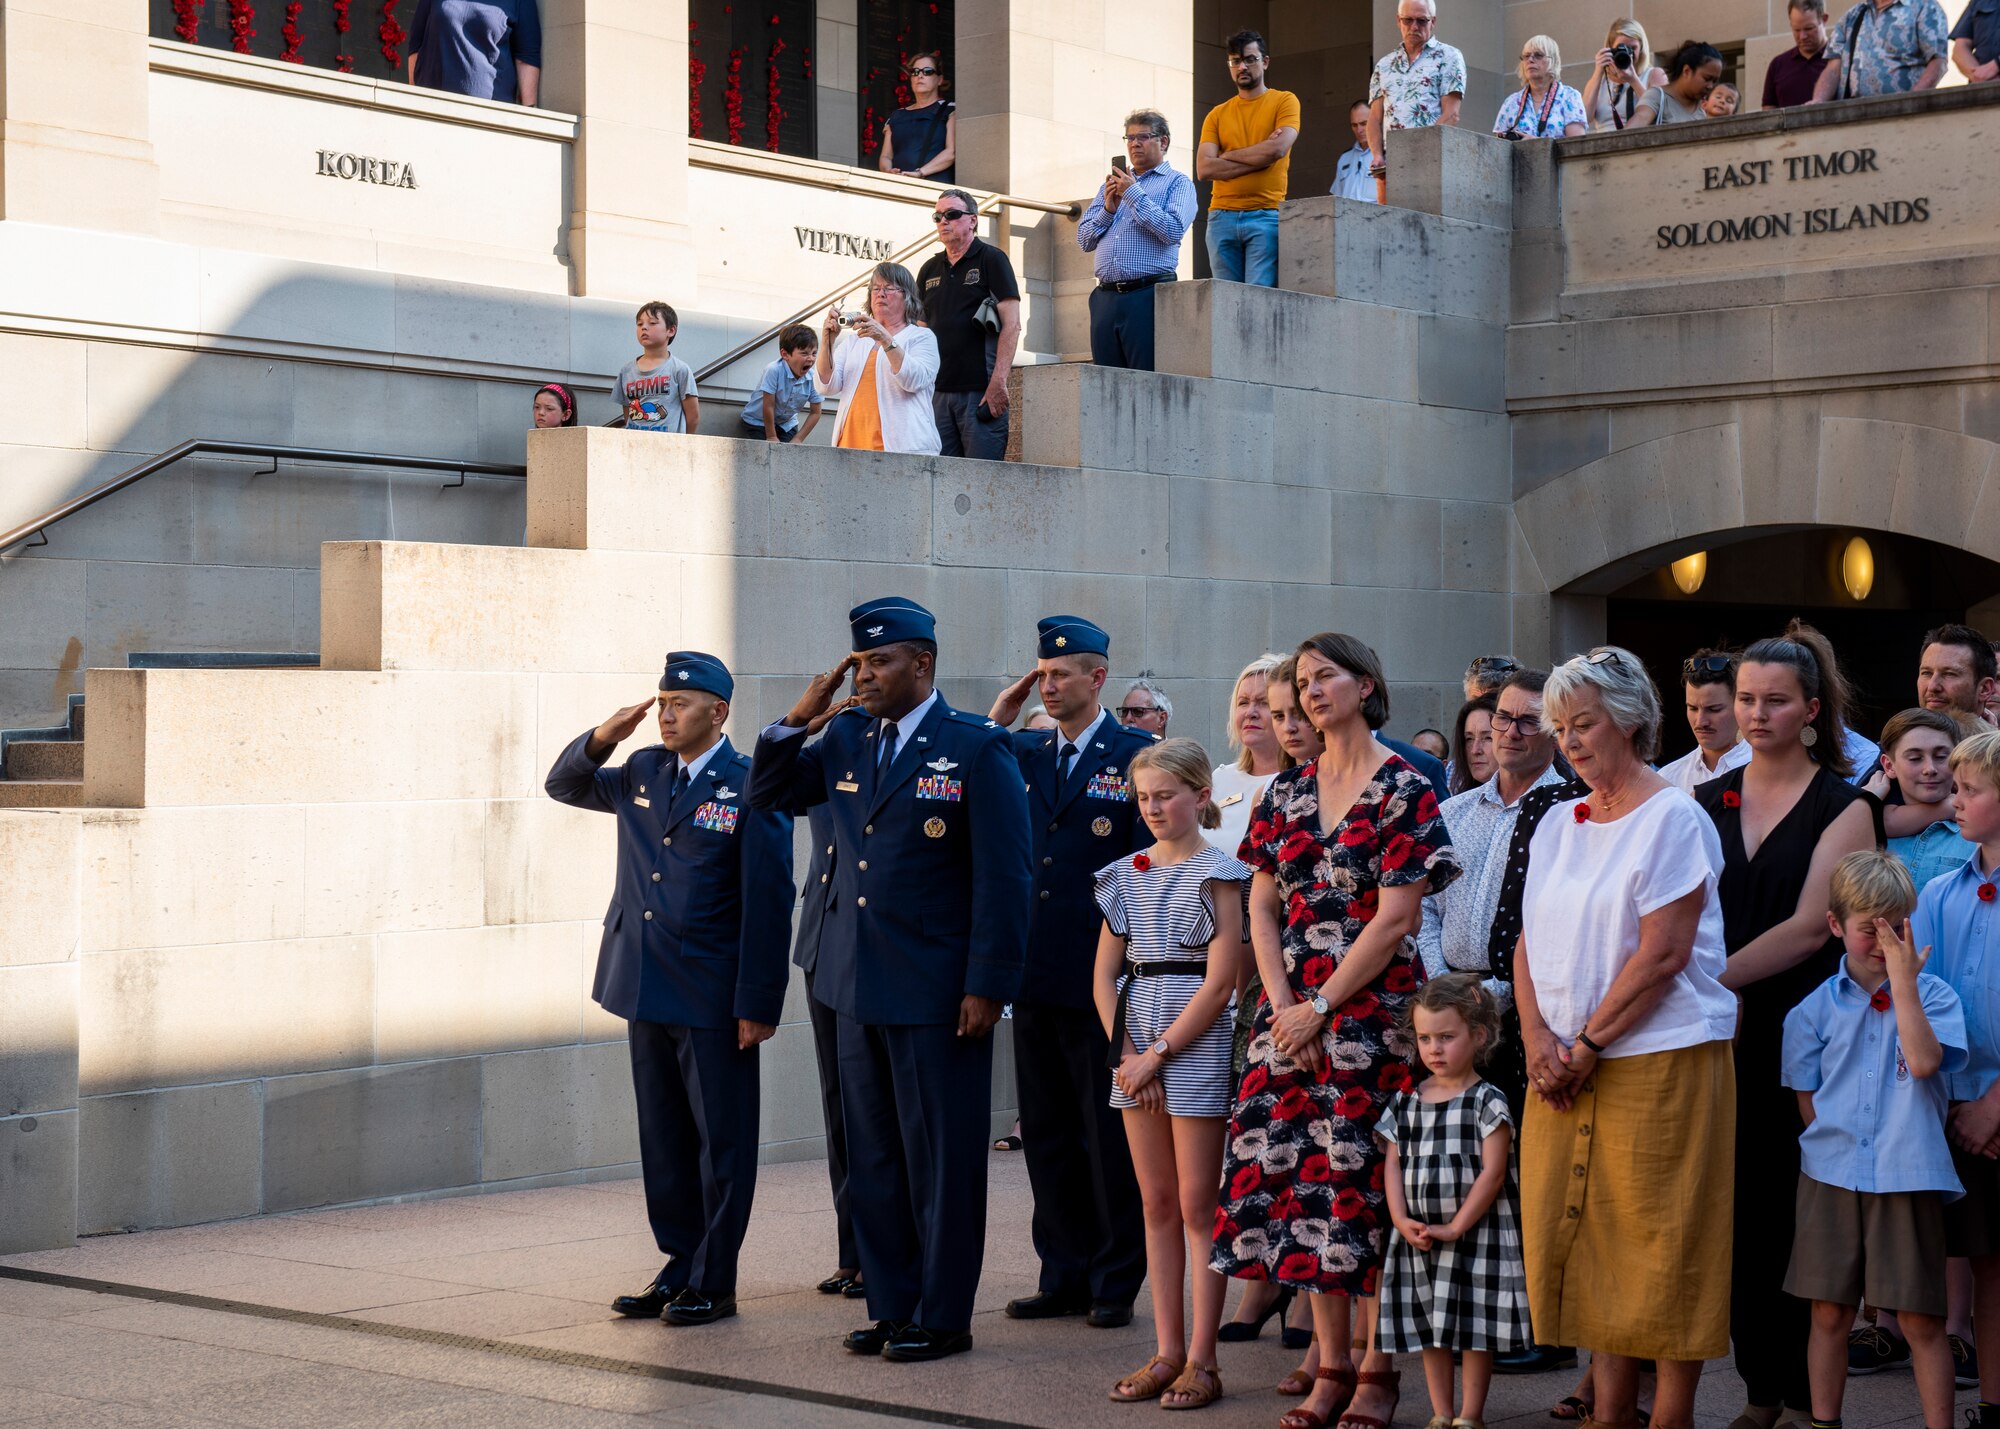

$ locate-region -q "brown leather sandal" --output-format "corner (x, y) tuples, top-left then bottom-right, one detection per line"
(1334, 1368), (1401, 1429)
(1111, 1355), (1184, 1403)
(1277, 1332), (1322, 1397)
(1161, 1361), (1223, 1411)
(1277, 1364), (1356, 1429)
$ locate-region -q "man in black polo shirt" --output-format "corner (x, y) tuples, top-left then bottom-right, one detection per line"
(917, 189), (1021, 461)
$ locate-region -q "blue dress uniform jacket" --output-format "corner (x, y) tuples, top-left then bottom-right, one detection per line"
(1009, 720), (1157, 1010)
(546, 732), (794, 1028)
(748, 697), (1034, 1024)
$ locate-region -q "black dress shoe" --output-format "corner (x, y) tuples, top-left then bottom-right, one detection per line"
(844, 1319), (905, 1355)
(1493, 1344), (1577, 1375)
(881, 1324), (974, 1362)
(816, 1272), (860, 1296)
(842, 1278), (868, 1299)
(1004, 1290), (1089, 1320)
(1086, 1301), (1134, 1329)
(611, 1271), (677, 1318)
(661, 1287), (737, 1326)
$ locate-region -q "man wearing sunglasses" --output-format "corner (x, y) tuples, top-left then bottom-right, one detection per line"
(917, 189), (1021, 461)
(1075, 110), (1196, 371)
(1659, 649), (1752, 795)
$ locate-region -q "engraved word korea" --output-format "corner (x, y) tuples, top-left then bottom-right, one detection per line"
(316, 150), (418, 189)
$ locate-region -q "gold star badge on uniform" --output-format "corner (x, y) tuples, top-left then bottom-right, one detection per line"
(1055, 636), (1068, 647)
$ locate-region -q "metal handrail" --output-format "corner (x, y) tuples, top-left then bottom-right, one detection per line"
(0, 440), (526, 556)
(694, 189), (1071, 384)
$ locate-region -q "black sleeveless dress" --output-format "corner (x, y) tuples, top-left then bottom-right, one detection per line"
(1694, 764), (1877, 1412)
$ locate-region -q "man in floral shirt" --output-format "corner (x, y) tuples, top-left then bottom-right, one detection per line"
(1813, 0), (1949, 99)
(1366, 0), (1465, 202)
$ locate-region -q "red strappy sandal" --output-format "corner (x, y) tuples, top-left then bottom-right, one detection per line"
(1334, 1368), (1401, 1429)
(1277, 1362), (1355, 1429)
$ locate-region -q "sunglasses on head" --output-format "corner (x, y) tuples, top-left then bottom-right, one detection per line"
(1470, 656), (1521, 675)
(1585, 650), (1625, 667)
(933, 208), (973, 223)
(1684, 654), (1734, 679)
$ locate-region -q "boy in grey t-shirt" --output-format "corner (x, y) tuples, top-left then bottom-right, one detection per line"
(617, 300), (700, 433)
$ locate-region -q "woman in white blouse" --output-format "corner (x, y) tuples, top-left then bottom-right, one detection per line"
(815, 262), (940, 454)
(1203, 653), (1287, 855)
(1516, 648), (1738, 1429)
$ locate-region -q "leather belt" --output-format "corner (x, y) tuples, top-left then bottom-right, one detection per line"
(1096, 273), (1175, 294)
(1108, 956), (1208, 1068)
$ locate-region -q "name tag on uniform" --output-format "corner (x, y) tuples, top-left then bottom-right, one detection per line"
(694, 801), (740, 833)
(633, 796), (651, 808)
(1085, 773), (1130, 801)
(1217, 792), (1243, 808)
(915, 774), (963, 802)
(836, 780), (861, 793)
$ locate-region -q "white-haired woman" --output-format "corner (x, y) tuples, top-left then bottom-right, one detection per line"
(1204, 653), (1287, 856)
(1581, 18), (1668, 132)
(816, 261), (940, 454)
(1495, 34), (1587, 139)
(1515, 648), (1739, 1429)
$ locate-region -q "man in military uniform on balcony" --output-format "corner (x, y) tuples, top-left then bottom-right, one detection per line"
(749, 597), (1033, 1362)
(545, 651), (793, 1327)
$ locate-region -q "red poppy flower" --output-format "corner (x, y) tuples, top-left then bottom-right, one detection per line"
(1982, 883), (1997, 904)
(1279, 828), (1317, 862)
(1132, 853), (1150, 871)
(1574, 803), (1592, 823)
(1299, 1153), (1332, 1183)
(1215, 1214), (1240, 1241)
(1339, 819), (1375, 847)
(1331, 1187), (1367, 1221)
(1722, 789), (1741, 808)
(1383, 964), (1418, 994)
(1334, 1086), (1373, 1120)
(1360, 1265), (1381, 1296)
(1277, 1251), (1322, 1281)
(1869, 986), (1892, 1012)
(1229, 1164), (1264, 1199)
(1268, 1189), (1302, 1221)
(1241, 1262), (1270, 1281)
(1302, 954), (1333, 988)
(1348, 990), (1380, 1020)
(1380, 830), (1416, 870)
(1240, 1065), (1269, 1098)
(1368, 1159), (1387, 1191)
(1275, 1085), (1313, 1120)
(1378, 1061), (1413, 1093)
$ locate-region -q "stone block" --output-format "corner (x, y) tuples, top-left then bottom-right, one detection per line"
(936, 463), (1166, 575)
(1662, 424), (1748, 544)
(84, 668), (539, 808)
(320, 541), (684, 675)
(1584, 439), (1677, 569)
(480, 1042), (637, 1183)
(1511, 134), (1560, 229)
(193, 251), (397, 356)
(1891, 425), (1997, 551)
(1330, 492), (1443, 590)
(1020, 364), (1279, 480)
(1138, 578), (1274, 679)
(678, 555), (859, 674)
(1000, 571), (1151, 675)
(77, 1082), (263, 1234)
(0, 963), (77, 1118)
(484, 798), (617, 927)
(526, 427), (773, 556)
(837, 563), (1015, 673)
(0, 553), (84, 670)
(1280, 198), (1510, 323)
(1737, 396), (1824, 529)
(1270, 393), (1512, 504)
(1169, 477), (1333, 585)
(375, 924), (583, 1065)
(1016, 363), (1083, 468)
(1510, 227), (1564, 326)
(83, 343), (293, 457)
(303, 801), (487, 938)
(262, 1058), (483, 1211)
(79, 937), (375, 1096)
(83, 559), (314, 671)
(766, 446), (934, 565)
(1391, 124), (1514, 230)
(1512, 407), (1610, 499)
(1513, 467), (1609, 593)
(393, 274), (571, 372)
(1817, 416), (1905, 532)
(0, 334), (87, 450)
(80, 806), (306, 952)
(1154, 282), (1419, 401)
(1775, 288), (1987, 385)
(0, 1110), (76, 1252)
(0, 811), (79, 968)
(1418, 315), (1507, 413)
(1504, 320), (1578, 406)
(1439, 501), (1514, 593)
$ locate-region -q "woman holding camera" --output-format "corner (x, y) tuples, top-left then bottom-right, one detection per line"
(816, 262), (941, 455)
(1582, 19), (1668, 132)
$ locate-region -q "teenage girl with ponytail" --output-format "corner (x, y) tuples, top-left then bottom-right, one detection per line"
(1693, 619), (1883, 1429)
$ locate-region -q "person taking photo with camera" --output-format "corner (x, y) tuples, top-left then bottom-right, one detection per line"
(1582, 18), (1669, 131)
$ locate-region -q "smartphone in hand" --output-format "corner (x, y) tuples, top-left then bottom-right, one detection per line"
(1112, 155), (1129, 173)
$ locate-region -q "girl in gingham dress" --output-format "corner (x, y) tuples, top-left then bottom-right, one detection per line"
(1094, 739), (1252, 1412)
(1376, 974), (1530, 1429)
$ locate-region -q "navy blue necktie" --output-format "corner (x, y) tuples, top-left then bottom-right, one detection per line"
(671, 763), (690, 805)
(1059, 741), (1078, 783)
(878, 722), (899, 775)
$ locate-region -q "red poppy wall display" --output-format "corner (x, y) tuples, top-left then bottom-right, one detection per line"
(151, 0), (412, 77)
(687, 0), (815, 158)
(858, 0), (952, 161)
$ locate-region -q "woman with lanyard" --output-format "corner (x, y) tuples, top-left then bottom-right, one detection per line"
(1494, 35), (1588, 140)
(1581, 18), (1668, 133)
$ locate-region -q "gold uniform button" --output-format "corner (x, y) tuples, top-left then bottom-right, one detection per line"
(820, 874), (829, 883)
(662, 837), (672, 847)
(651, 872), (661, 882)
(857, 896), (868, 907)
(825, 844), (834, 854)
(864, 824), (874, 835)
(858, 860), (869, 871)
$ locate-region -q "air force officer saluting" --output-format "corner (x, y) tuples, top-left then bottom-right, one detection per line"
(749, 597), (1033, 1362)
(545, 651), (793, 1327)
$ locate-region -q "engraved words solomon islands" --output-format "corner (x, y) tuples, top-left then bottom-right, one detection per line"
(1655, 145), (1928, 250)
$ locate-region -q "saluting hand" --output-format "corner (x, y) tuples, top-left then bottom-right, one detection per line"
(957, 994), (1002, 1039)
(784, 656), (856, 729)
(988, 670), (1040, 727)
(807, 695), (861, 735)
(588, 696), (656, 758)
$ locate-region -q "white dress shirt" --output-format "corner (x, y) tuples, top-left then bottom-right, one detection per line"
(1658, 739), (1752, 794)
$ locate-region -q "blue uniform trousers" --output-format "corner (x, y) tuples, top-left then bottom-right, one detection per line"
(803, 966), (857, 1269)
(629, 1018), (760, 1297)
(1014, 999), (1146, 1305)
(837, 1013), (994, 1333)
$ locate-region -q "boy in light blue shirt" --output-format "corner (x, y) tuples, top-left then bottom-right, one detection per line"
(1784, 849), (1965, 1429)
(1876, 708), (1977, 891)
(737, 325), (823, 444)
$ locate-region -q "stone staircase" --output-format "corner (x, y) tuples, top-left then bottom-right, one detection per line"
(0, 654), (317, 808)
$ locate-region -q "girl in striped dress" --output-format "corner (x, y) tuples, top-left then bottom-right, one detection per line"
(1096, 738), (1253, 1412)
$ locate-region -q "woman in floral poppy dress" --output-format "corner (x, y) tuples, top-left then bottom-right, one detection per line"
(1212, 633), (1460, 1429)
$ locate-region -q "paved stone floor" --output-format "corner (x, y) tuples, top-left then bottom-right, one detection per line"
(0, 1155), (1967, 1427)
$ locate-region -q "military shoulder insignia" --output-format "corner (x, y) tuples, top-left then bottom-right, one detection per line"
(924, 817), (947, 838)
(924, 756), (959, 773)
(1091, 816), (1112, 837)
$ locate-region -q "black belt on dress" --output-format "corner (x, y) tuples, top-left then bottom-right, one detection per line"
(1096, 273), (1175, 294)
(1108, 956), (1209, 1069)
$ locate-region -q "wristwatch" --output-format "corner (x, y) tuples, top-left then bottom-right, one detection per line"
(1309, 991), (1330, 1017)
(1148, 1036), (1171, 1058)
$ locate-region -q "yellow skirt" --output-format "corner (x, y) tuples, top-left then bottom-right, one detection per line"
(1521, 1040), (1735, 1362)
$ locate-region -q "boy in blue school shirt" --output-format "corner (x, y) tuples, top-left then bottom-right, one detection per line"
(1921, 730), (2000, 1429)
(1785, 850), (1966, 1429)
(737, 325), (823, 444)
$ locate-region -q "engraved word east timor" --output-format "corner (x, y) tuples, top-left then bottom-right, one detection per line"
(1655, 146), (1929, 249)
